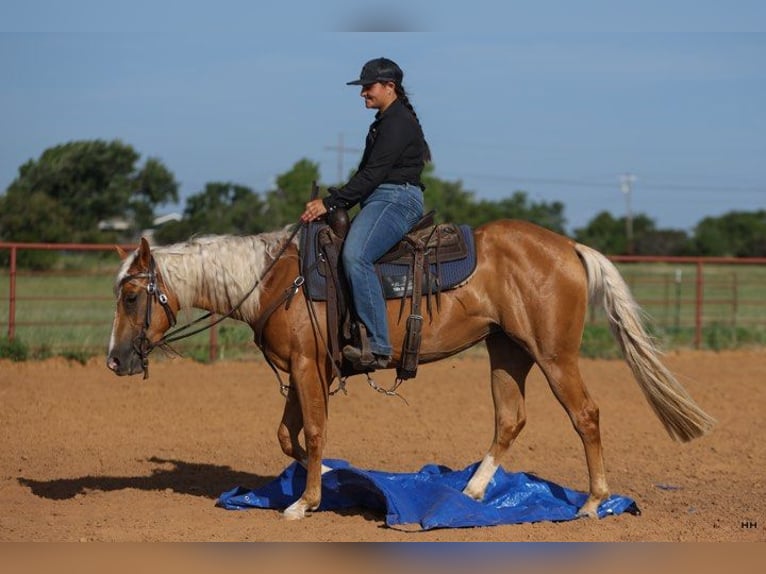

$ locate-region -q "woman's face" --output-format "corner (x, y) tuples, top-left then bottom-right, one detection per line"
(360, 81), (397, 112)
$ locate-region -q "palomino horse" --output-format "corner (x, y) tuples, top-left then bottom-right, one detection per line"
(107, 219), (715, 520)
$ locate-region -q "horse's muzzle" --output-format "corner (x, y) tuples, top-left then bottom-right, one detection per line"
(106, 351), (145, 377)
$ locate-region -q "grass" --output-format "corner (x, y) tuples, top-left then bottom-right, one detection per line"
(619, 262), (766, 327)
(1, 253), (765, 362)
(0, 336), (28, 361)
(0, 252), (259, 363)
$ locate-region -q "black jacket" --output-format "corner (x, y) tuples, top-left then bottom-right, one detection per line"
(323, 99), (427, 210)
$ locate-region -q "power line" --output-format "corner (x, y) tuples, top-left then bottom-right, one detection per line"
(437, 171), (764, 194)
(439, 172), (615, 188)
(635, 181), (764, 193)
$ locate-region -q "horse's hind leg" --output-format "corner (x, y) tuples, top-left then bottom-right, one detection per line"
(539, 354), (609, 517)
(463, 332), (534, 501)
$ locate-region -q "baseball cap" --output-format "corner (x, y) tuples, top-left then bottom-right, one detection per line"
(346, 57), (403, 86)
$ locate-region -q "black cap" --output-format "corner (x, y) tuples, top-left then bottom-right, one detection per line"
(346, 57), (403, 86)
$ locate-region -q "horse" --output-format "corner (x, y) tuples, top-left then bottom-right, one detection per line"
(106, 219), (715, 520)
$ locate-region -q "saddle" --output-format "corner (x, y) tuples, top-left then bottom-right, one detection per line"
(301, 209), (477, 381)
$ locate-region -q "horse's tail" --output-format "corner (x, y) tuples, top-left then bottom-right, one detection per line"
(574, 243), (715, 442)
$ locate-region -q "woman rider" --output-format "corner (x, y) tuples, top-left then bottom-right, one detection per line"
(301, 57), (431, 370)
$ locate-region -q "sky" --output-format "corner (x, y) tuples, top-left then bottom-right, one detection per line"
(1, 2), (764, 234)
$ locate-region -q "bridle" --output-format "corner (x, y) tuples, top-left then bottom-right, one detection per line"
(118, 224), (303, 379)
(118, 255), (178, 379)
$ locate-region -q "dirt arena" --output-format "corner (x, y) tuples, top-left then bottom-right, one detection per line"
(1, 349), (763, 542)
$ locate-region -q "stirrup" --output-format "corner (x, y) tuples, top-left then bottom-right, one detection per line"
(342, 345), (390, 370)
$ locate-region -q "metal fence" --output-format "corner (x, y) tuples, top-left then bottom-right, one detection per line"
(2, 242), (765, 360)
(0, 242), (236, 362)
(608, 255), (766, 349)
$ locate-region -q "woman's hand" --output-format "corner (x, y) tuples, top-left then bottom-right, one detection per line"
(301, 198), (328, 223)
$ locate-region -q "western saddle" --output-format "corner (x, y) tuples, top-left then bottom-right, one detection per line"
(308, 207), (469, 381)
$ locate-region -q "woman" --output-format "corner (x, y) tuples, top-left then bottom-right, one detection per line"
(301, 57), (431, 370)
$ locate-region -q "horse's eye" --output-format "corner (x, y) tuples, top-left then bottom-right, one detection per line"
(123, 292), (139, 307)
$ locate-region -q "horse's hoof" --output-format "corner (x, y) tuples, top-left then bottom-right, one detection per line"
(576, 502), (601, 519)
(577, 491), (609, 518)
(461, 486), (484, 501)
(283, 500), (307, 520)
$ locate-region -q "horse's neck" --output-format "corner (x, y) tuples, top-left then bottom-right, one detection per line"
(155, 236), (276, 321)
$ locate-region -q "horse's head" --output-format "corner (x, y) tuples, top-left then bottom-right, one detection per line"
(107, 237), (178, 377)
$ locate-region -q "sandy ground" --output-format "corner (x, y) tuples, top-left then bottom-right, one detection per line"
(0, 349), (763, 542)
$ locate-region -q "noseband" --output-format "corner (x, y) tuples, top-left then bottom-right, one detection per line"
(119, 255), (177, 379)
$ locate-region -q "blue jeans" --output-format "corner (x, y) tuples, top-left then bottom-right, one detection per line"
(342, 183), (424, 356)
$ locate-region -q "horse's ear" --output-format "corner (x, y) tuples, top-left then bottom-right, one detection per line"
(137, 237), (152, 268)
(115, 245), (129, 260)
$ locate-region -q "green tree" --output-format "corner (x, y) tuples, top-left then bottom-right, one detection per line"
(634, 229), (692, 256)
(693, 210), (766, 257)
(264, 159), (321, 228)
(478, 191), (567, 234)
(0, 139), (178, 245)
(422, 168), (567, 233)
(574, 211), (657, 255)
(131, 157), (180, 230)
(152, 182), (266, 244)
(421, 166), (476, 224)
(0, 191), (71, 268)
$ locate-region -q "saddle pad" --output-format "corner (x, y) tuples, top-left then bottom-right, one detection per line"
(302, 223), (477, 301)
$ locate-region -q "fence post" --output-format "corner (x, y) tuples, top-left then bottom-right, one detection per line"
(209, 316), (219, 362)
(695, 259), (704, 349)
(8, 245), (17, 340)
(732, 271), (738, 346)
(674, 268), (682, 333)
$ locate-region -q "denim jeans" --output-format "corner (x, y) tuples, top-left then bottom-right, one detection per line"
(342, 183), (424, 356)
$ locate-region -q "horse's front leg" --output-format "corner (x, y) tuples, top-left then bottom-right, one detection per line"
(282, 357), (330, 521)
(278, 387), (332, 476)
(277, 386), (308, 463)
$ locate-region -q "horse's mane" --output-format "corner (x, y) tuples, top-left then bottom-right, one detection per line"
(116, 227), (298, 316)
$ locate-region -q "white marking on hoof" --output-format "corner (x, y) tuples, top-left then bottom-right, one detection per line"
(283, 499), (308, 521)
(576, 501), (602, 519)
(462, 455), (498, 501)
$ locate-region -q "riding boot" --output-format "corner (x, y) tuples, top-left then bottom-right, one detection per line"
(342, 345), (390, 370)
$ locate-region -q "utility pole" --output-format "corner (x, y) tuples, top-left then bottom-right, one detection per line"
(324, 133), (360, 185)
(620, 173), (637, 254)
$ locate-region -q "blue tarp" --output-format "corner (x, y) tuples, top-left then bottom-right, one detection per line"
(217, 459), (639, 530)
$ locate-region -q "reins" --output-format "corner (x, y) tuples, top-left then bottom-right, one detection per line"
(123, 214), (399, 400)
(122, 223), (303, 379)
(253, 221), (349, 398)
(158, 224), (303, 347)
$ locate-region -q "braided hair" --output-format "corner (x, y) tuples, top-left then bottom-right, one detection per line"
(395, 85), (432, 163)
